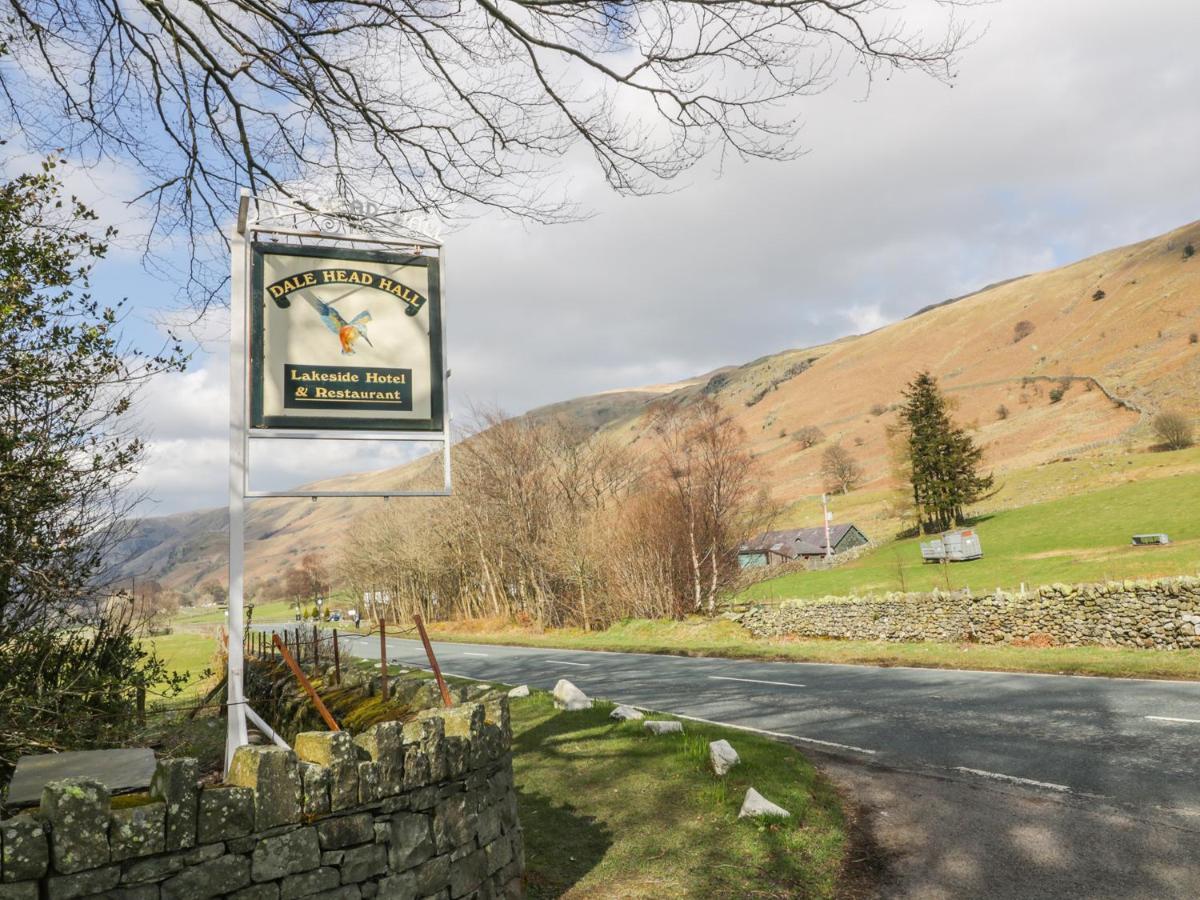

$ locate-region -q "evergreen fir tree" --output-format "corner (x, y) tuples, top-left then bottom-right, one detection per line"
(898, 372), (994, 534)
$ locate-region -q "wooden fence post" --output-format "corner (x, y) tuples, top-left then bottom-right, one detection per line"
(136, 685), (146, 726)
(332, 629), (341, 686)
(272, 634), (340, 732)
(313, 624), (320, 670)
(414, 614), (454, 708)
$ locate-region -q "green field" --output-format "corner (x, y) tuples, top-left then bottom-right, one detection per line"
(173, 599), (300, 627)
(511, 693), (848, 898)
(742, 471), (1200, 602)
(144, 632), (218, 699)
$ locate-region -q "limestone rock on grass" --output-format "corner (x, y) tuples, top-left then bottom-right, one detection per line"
(738, 787), (790, 819)
(610, 705), (643, 721)
(552, 680), (592, 711)
(507, 685), (530, 699)
(709, 739), (741, 776)
(643, 720), (683, 735)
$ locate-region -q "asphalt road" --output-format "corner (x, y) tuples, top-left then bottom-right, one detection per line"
(260, 629), (1200, 897)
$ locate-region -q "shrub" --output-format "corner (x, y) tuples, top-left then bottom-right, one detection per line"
(1049, 387), (1065, 404)
(996, 404), (1009, 420)
(1092, 289), (1106, 301)
(1013, 320), (1036, 343)
(792, 425), (825, 448)
(1152, 410), (1194, 450)
(853, 435), (865, 447)
(1185, 243), (1195, 259)
(1191, 333), (1198, 345)
(869, 403), (888, 417)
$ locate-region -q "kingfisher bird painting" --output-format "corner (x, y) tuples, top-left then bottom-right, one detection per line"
(305, 297), (374, 354)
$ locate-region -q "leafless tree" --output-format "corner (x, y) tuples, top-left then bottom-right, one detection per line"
(1, 0), (969, 298)
(1152, 410), (1194, 451)
(821, 442), (862, 494)
(792, 425), (826, 449)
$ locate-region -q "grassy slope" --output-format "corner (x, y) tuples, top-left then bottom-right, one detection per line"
(511, 694), (847, 899)
(743, 467), (1200, 602)
(428, 618), (1200, 680)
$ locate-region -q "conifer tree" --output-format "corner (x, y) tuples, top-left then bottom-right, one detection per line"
(897, 372), (994, 534)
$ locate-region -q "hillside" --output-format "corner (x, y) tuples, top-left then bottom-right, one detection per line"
(114, 220), (1200, 594)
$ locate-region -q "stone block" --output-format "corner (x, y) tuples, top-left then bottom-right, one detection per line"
(401, 750), (430, 792)
(448, 848), (486, 899)
(160, 855), (251, 900)
(149, 759), (199, 852)
(294, 733), (357, 768)
(374, 871), (416, 898)
(443, 740), (469, 780)
(438, 705), (484, 743)
(0, 883), (37, 899)
(280, 866), (340, 899)
(316, 814), (374, 851)
(328, 763), (360, 813)
(407, 787), (438, 813)
(120, 851), (186, 884)
(353, 723), (405, 796)
(357, 763), (381, 805)
(44, 864), (120, 899)
(251, 827), (320, 882)
(411, 854), (450, 896)
(359, 881), (377, 899)
(302, 766), (332, 818)
(388, 813), (433, 872)
(483, 836), (512, 875)
(338, 843), (386, 884)
(372, 822), (389, 845)
(230, 885), (279, 900)
(431, 797), (472, 855)
(197, 786), (255, 844)
(1, 816), (48, 882)
(109, 802), (166, 861)
(101, 886), (160, 900)
(306, 888), (360, 900)
(41, 778), (111, 874)
(228, 747), (302, 830)
(475, 806), (502, 846)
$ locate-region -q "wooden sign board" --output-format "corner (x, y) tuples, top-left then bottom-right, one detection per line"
(249, 244), (444, 432)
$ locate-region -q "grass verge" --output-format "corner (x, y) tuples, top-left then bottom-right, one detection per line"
(143, 631), (218, 699)
(510, 693), (848, 899)
(429, 617), (1200, 681)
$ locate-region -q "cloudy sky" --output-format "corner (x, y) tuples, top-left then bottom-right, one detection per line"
(76, 0), (1199, 516)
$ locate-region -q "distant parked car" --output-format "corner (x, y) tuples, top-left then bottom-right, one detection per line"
(331, 611), (342, 622)
(920, 529), (983, 562)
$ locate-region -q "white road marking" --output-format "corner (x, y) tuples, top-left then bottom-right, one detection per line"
(546, 660), (591, 667)
(641, 709), (877, 755)
(953, 767), (1071, 792)
(708, 675), (805, 688)
(1145, 715), (1200, 724)
(461, 652), (490, 657)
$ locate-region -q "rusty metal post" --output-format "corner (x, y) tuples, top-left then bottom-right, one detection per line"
(332, 629), (341, 686)
(272, 634), (340, 731)
(413, 614), (453, 708)
(379, 619), (389, 701)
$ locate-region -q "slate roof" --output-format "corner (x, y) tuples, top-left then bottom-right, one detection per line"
(738, 524), (863, 558)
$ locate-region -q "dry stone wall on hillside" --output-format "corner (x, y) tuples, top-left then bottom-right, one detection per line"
(0, 699), (523, 899)
(735, 576), (1200, 649)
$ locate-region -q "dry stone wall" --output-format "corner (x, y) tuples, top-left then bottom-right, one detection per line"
(0, 699), (523, 899)
(735, 575), (1200, 649)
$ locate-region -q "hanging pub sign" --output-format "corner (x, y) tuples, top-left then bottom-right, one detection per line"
(250, 244), (444, 431)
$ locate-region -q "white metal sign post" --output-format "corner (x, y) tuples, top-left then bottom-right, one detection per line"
(225, 190), (450, 772)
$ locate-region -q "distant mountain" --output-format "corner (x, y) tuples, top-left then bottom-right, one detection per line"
(110, 220), (1200, 593)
